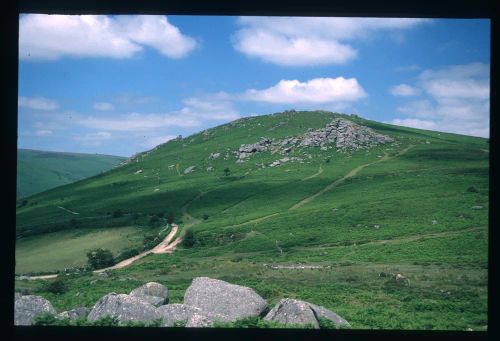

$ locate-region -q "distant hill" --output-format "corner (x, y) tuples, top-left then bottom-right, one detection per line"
(17, 149), (127, 197)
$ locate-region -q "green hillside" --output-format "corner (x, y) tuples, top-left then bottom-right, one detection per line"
(15, 110), (488, 330)
(17, 149), (126, 197)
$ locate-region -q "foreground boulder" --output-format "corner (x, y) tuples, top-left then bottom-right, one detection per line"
(87, 293), (161, 324)
(14, 295), (57, 326)
(157, 304), (225, 327)
(183, 277), (268, 321)
(130, 282), (168, 307)
(58, 307), (89, 320)
(264, 298), (350, 329)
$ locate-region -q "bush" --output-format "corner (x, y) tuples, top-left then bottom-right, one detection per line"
(149, 215), (159, 225)
(112, 209), (123, 218)
(114, 248), (141, 263)
(182, 230), (196, 248)
(42, 278), (67, 294)
(86, 248), (115, 270)
(69, 218), (78, 228)
(166, 211), (175, 224)
(224, 167), (231, 176)
(202, 213), (209, 220)
(467, 186), (478, 193)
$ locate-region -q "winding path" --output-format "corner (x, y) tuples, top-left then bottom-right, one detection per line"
(290, 145), (413, 210)
(302, 165), (323, 181)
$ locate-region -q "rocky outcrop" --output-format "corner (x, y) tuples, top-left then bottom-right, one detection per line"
(87, 293), (161, 324)
(299, 118), (392, 150)
(130, 282), (168, 307)
(184, 166), (195, 174)
(58, 307), (89, 320)
(264, 298), (350, 329)
(14, 295), (57, 326)
(235, 117), (392, 160)
(183, 277), (268, 321)
(238, 138), (272, 159)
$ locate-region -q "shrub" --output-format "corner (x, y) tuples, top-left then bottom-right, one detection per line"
(467, 186), (478, 193)
(69, 218), (78, 228)
(157, 212), (165, 218)
(182, 230), (196, 248)
(149, 215), (160, 225)
(33, 313), (60, 326)
(42, 278), (67, 294)
(224, 167), (230, 176)
(86, 248), (115, 270)
(166, 211), (175, 224)
(173, 320), (187, 327)
(202, 213), (209, 220)
(112, 209), (123, 218)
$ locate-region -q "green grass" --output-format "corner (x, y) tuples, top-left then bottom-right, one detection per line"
(17, 148), (126, 198)
(15, 110), (488, 330)
(15, 225), (163, 273)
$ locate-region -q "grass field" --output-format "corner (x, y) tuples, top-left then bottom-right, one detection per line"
(15, 110), (488, 330)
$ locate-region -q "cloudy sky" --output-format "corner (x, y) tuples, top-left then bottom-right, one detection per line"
(18, 15), (490, 156)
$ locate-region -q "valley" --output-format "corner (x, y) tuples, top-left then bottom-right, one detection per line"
(15, 110), (489, 330)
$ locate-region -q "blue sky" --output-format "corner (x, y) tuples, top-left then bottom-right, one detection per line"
(18, 15), (490, 157)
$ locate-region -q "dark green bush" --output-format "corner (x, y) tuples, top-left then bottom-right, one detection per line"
(86, 248), (115, 270)
(467, 186), (478, 193)
(202, 213), (209, 220)
(182, 230), (196, 248)
(112, 209), (123, 218)
(42, 278), (67, 294)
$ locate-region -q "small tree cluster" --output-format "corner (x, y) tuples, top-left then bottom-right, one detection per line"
(86, 248), (115, 270)
(182, 230), (196, 248)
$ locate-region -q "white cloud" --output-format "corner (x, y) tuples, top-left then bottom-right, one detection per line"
(33, 130), (53, 136)
(243, 77), (367, 104)
(388, 118), (437, 130)
(391, 63), (490, 137)
(19, 14), (197, 60)
(390, 84), (420, 97)
(18, 96), (59, 110)
(178, 93), (241, 121)
(74, 131), (113, 147)
(93, 102), (113, 111)
(140, 135), (177, 149)
(233, 17), (427, 66)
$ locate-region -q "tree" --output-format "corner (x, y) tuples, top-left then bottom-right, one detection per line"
(166, 211), (175, 225)
(223, 167), (230, 176)
(182, 230), (196, 248)
(86, 248), (115, 270)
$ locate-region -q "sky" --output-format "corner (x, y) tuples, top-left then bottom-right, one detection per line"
(18, 15), (490, 157)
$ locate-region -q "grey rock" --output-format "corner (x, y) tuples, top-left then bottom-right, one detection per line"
(471, 205), (483, 210)
(264, 298), (350, 329)
(238, 137), (272, 159)
(14, 295), (57, 326)
(206, 166), (214, 172)
(157, 304), (225, 327)
(209, 152), (220, 160)
(130, 282), (168, 307)
(87, 293), (161, 324)
(184, 166), (195, 174)
(184, 277), (268, 321)
(58, 307), (89, 320)
(15, 292), (22, 301)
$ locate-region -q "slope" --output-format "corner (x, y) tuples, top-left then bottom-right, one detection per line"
(17, 149), (126, 197)
(15, 110), (489, 330)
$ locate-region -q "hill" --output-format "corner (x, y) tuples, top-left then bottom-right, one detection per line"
(16, 149), (126, 197)
(15, 110), (488, 330)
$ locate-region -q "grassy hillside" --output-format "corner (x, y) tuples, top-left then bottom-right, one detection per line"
(15, 110), (488, 330)
(17, 149), (126, 197)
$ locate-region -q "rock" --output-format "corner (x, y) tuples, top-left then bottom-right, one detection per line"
(134, 169), (143, 174)
(87, 293), (161, 324)
(471, 205), (483, 210)
(58, 307), (89, 320)
(98, 271), (109, 278)
(14, 295), (57, 326)
(184, 166), (195, 174)
(264, 298), (350, 329)
(15, 292), (22, 301)
(209, 152), (221, 160)
(206, 166), (214, 172)
(238, 137), (272, 159)
(130, 282), (168, 307)
(157, 304), (225, 327)
(183, 277), (268, 321)
(432, 219), (438, 225)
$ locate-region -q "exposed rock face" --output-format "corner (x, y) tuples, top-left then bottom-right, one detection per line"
(264, 298), (350, 329)
(157, 304), (226, 327)
(300, 118), (392, 150)
(14, 295), (57, 326)
(238, 138), (272, 159)
(183, 277), (268, 321)
(87, 293), (161, 324)
(209, 152), (221, 160)
(58, 307), (89, 320)
(130, 282), (168, 307)
(235, 117), (392, 160)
